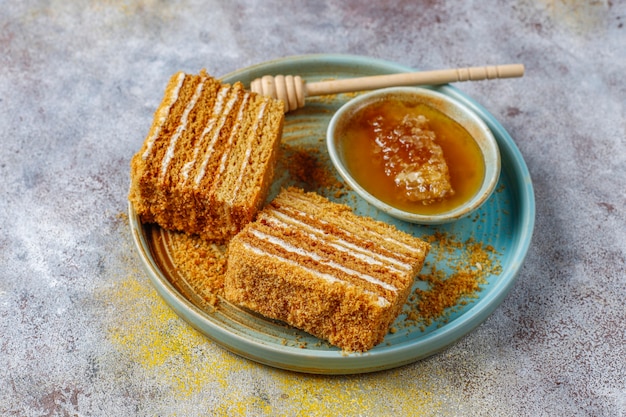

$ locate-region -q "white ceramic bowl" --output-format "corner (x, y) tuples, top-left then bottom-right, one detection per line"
(327, 87), (501, 224)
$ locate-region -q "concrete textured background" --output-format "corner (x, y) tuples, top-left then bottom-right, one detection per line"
(1, 1), (625, 416)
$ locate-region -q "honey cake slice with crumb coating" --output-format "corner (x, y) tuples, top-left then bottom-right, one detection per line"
(224, 187), (430, 352)
(129, 70), (284, 241)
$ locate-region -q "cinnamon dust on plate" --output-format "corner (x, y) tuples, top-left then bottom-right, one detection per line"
(168, 233), (227, 307)
(402, 232), (501, 331)
(279, 143), (346, 198)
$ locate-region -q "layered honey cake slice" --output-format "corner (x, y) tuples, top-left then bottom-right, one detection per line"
(129, 70), (284, 241)
(224, 187), (430, 352)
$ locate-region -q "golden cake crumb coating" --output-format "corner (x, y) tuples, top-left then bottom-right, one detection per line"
(129, 70), (284, 240)
(224, 187), (430, 352)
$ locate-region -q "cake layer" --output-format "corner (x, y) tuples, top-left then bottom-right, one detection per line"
(224, 187), (430, 351)
(129, 70), (284, 240)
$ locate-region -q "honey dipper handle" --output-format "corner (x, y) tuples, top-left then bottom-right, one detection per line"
(307, 64), (525, 96)
(250, 64), (524, 112)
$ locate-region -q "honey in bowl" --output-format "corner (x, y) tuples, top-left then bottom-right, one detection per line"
(339, 98), (485, 215)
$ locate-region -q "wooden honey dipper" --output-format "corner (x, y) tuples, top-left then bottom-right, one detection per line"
(250, 64), (524, 112)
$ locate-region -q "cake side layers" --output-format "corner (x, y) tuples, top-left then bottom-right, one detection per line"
(232, 96), (284, 224)
(225, 237), (393, 351)
(224, 187), (430, 351)
(212, 93), (284, 237)
(129, 71), (197, 221)
(129, 70), (284, 241)
(249, 210), (402, 302)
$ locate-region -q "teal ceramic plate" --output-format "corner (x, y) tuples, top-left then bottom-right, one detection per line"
(129, 54), (535, 374)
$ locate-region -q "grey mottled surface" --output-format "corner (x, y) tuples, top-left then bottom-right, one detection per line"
(1, 1), (625, 416)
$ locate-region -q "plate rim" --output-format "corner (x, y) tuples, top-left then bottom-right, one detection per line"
(128, 53), (536, 374)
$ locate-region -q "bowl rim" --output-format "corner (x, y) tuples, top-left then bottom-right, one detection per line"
(326, 86), (501, 224)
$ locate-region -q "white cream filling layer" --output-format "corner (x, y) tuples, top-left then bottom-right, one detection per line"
(194, 86), (240, 186)
(248, 228), (398, 293)
(262, 210), (410, 274)
(229, 101), (268, 205)
(242, 242), (390, 308)
(288, 195), (424, 253)
(160, 79), (205, 179)
(214, 92), (250, 187)
(180, 85), (230, 182)
(142, 72), (185, 160)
